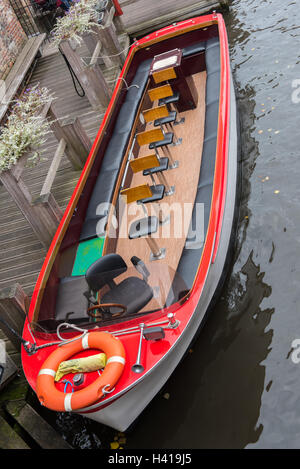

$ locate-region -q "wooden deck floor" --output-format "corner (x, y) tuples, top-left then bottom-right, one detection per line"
(116, 72), (207, 309)
(120, 0), (225, 36)
(0, 46), (120, 296)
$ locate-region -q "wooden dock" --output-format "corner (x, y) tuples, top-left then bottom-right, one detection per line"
(120, 0), (228, 36)
(0, 45), (121, 296)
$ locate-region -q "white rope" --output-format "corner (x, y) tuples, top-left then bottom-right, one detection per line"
(26, 322), (88, 353)
(56, 322), (88, 346)
(105, 76), (140, 90)
(81, 40), (137, 61)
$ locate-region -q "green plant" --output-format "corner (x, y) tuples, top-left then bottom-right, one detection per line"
(51, 0), (99, 46)
(0, 85), (53, 172)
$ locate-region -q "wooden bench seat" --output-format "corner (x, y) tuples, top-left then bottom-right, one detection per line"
(0, 34), (46, 123)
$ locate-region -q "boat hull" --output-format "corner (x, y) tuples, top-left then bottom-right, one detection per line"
(21, 13), (240, 433)
(78, 73), (239, 431)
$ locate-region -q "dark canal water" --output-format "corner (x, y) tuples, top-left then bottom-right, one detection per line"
(42, 0), (300, 448)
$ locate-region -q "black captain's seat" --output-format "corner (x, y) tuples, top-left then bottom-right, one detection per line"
(85, 254), (153, 319)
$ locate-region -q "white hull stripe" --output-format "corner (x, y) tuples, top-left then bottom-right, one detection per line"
(38, 368), (56, 377)
(64, 393), (73, 412)
(82, 333), (89, 350)
(107, 356), (125, 365)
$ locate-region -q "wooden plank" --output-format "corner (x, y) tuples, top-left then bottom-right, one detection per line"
(136, 127), (164, 146)
(1, 39), (34, 95)
(0, 353), (18, 390)
(0, 414), (29, 449)
(0, 34), (46, 122)
(48, 108), (92, 170)
(0, 284), (28, 350)
(130, 154), (159, 173)
(82, 32), (105, 66)
(143, 104), (169, 122)
(148, 84), (173, 102)
(40, 139), (66, 196)
(90, 40), (102, 66)
(121, 184), (152, 203)
(0, 164), (61, 249)
(94, 6), (126, 65)
(120, 0), (225, 35)
(152, 67), (177, 84)
(116, 71), (207, 308)
(6, 402), (72, 449)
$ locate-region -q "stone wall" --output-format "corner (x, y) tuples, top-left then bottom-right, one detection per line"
(0, 0), (27, 81)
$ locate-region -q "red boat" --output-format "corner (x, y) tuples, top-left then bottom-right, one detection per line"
(21, 12), (239, 431)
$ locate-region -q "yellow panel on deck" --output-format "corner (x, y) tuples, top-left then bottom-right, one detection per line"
(148, 84), (173, 102)
(136, 128), (164, 146)
(129, 154), (160, 173)
(152, 67), (177, 84)
(143, 105), (169, 123)
(120, 184), (153, 204)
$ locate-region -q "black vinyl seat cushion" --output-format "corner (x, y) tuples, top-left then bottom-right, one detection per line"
(86, 253), (127, 292)
(143, 157), (169, 176)
(158, 91), (180, 107)
(176, 36), (221, 291)
(55, 276), (89, 321)
(79, 59), (152, 242)
(137, 184), (165, 204)
(85, 253), (153, 316)
(79, 168), (118, 240)
(129, 216), (158, 239)
(182, 42), (206, 57)
(101, 276), (153, 315)
(149, 132), (173, 149)
(154, 111), (177, 127)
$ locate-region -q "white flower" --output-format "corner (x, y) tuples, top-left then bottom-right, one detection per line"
(0, 85), (53, 172)
(51, 0), (99, 46)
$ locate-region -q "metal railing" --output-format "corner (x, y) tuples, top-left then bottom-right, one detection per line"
(9, 0), (63, 38)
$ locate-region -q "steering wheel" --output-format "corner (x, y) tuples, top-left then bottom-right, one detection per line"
(87, 303), (127, 320)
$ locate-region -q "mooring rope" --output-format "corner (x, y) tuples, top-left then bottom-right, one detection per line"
(59, 47), (85, 98)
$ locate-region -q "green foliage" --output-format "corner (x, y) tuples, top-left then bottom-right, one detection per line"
(51, 0), (99, 46)
(0, 85), (53, 172)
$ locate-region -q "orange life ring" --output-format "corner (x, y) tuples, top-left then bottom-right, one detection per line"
(36, 331), (125, 412)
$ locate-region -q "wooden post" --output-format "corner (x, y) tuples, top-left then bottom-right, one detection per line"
(0, 154), (63, 248)
(107, 0), (126, 33)
(113, 14), (126, 35)
(82, 31), (104, 66)
(0, 284), (28, 350)
(47, 107), (92, 170)
(88, 27), (115, 69)
(93, 6), (126, 67)
(90, 40), (102, 67)
(82, 31), (114, 69)
(59, 39), (112, 109)
(40, 139), (66, 196)
(32, 192), (63, 239)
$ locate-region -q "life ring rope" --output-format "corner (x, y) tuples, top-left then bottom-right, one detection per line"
(36, 331), (126, 412)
